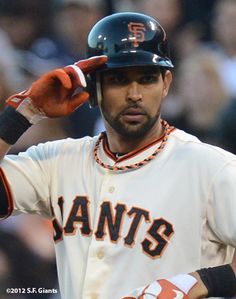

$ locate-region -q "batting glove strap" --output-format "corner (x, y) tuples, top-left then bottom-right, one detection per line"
(168, 273), (198, 294)
(15, 97), (47, 124)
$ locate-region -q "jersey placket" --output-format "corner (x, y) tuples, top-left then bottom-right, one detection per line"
(82, 168), (118, 299)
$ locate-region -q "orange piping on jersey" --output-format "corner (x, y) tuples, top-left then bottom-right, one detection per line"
(0, 167), (14, 219)
(102, 136), (117, 161)
(117, 125), (176, 163)
(103, 126), (176, 163)
(94, 120), (175, 171)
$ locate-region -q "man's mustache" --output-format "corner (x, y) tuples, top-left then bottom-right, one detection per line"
(120, 104), (147, 115)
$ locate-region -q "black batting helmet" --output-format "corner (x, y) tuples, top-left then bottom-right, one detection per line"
(86, 12), (174, 107)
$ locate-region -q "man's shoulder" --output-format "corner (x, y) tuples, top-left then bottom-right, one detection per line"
(22, 135), (99, 159)
(170, 128), (236, 162)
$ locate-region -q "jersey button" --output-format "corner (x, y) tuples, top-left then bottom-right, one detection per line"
(108, 186), (115, 193)
(91, 293), (98, 299)
(97, 250), (104, 259)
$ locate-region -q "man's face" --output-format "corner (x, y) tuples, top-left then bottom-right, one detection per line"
(100, 66), (172, 139)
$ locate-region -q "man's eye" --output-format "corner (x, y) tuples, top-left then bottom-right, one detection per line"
(107, 75), (128, 84)
(140, 75), (159, 84)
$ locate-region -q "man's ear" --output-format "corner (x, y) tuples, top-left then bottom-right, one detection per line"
(162, 70), (173, 98)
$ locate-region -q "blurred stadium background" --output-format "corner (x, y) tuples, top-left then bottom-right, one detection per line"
(0, 0), (236, 298)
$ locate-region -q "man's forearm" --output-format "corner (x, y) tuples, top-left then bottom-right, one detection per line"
(0, 139), (11, 161)
(188, 272), (209, 299)
(231, 256), (236, 279)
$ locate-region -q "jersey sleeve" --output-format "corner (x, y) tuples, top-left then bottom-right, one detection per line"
(207, 158), (236, 247)
(0, 142), (59, 219)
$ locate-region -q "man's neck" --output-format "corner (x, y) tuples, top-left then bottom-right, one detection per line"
(105, 120), (164, 154)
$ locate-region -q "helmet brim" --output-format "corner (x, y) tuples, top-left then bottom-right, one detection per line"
(97, 51), (174, 71)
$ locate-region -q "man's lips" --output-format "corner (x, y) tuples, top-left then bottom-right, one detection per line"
(122, 107), (145, 115)
(121, 107), (146, 122)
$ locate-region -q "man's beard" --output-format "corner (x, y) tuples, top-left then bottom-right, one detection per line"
(101, 104), (160, 139)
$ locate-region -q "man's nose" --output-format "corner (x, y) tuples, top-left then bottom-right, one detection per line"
(126, 82), (142, 102)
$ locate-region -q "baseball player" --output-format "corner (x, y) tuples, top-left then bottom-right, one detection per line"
(0, 12), (236, 299)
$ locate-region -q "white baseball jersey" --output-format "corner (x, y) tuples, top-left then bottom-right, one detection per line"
(1, 128), (236, 299)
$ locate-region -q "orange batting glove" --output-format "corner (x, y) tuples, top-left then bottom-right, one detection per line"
(121, 274), (197, 299)
(6, 55), (107, 122)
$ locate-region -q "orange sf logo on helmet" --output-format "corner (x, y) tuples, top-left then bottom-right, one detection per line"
(128, 22), (146, 47)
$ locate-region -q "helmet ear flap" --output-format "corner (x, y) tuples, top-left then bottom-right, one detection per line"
(86, 74), (98, 108)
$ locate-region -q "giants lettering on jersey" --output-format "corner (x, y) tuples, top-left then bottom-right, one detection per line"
(51, 196), (174, 259)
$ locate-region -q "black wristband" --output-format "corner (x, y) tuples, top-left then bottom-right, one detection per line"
(0, 106), (32, 145)
(197, 264), (236, 297)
